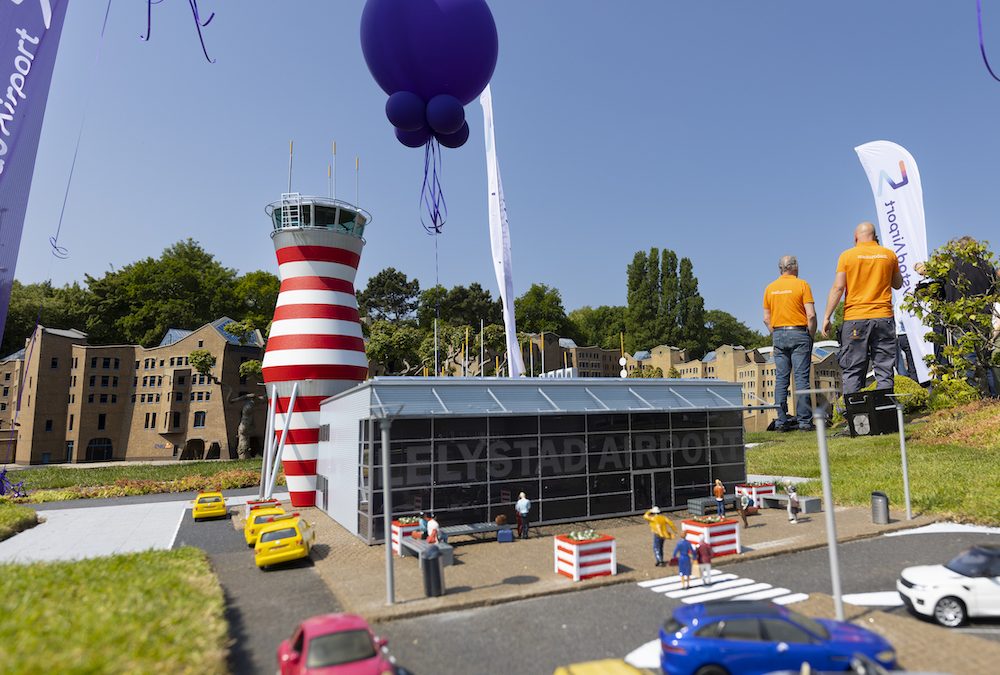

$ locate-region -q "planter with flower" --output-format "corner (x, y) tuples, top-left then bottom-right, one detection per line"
(391, 516), (422, 556)
(735, 481), (776, 504)
(681, 514), (741, 557)
(554, 528), (617, 581)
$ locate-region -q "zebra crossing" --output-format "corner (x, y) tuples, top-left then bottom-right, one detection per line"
(637, 569), (809, 606)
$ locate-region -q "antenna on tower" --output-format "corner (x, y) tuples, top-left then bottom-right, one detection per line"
(287, 140), (294, 193)
(355, 155), (360, 207)
(331, 141), (337, 199)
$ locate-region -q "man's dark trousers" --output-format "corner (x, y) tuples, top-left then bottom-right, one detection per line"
(839, 317), (897, 394)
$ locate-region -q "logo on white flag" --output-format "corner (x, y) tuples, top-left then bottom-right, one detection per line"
(877, 160), (908, 196)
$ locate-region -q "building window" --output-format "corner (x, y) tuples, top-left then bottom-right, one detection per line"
(175, 392), (182, 402)
(157, 376), (163, 386)
(114, 358), (120, 369)
(51, 357), (58, 369)
(196, 392), (204, 401)
(89, 376), (95, 387)
(197, 340), (203, 348)
(169, 358), (175, 366)
(69, 414), (74, 431)
(72, 376), (76, 387)
(159, 360), (164, 367)
(97, 413), (106, 431)
(133, 376), (138, 387)
(135, 360), (140, 369)
(111, 394), (117, 404)
(88, 394), (94, 403)
(102, 357), (111, 369)
(193, 411), (206, 428)
(172, 411), (181, 428)
(131, 394), (136, 403)
(1, 387), (7, 397)
(204, 392), (210, 401)
(91, 357), (97, 368)
(0, 403), (6, 411)
(151, 412), (157, 428)
(190, 392), (195, 401)
(144, 412), (151, 429)
(101, 375), (109, 387)
(73, 357), (78, 369)
(155, 394), (161, 402)
(3, 372), (8, 381)
(178, 375), (186, 385)
(112, 377), (118, 387)
(44, 419), (53, 432)
(85, 438), (113, 462)
(100, 394), (108, 403)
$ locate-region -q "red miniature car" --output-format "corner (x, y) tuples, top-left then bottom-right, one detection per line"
(277, 613), (408, 675)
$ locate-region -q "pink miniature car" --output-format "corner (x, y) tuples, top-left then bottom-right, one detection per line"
(277, 613), (408, 675)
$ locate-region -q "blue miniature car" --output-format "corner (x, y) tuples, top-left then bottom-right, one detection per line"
(659, 600), (897, 675)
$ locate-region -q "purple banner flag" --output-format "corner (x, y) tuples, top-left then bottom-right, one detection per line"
(0, 0), (70, 341)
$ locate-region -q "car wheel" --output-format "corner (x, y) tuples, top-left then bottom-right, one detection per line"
(694, 665), (729, 675)
(933, 596), (966, 627)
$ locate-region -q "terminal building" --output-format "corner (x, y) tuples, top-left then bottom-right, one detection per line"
(315, 377), (745, 544)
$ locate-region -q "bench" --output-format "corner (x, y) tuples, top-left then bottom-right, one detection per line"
(440, 522), (513, 541)
(687, 495), (738, 517)
(399, 536), (455, 567)
(759, 493), (823, 514)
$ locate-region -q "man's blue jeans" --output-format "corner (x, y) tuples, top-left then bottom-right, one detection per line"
(653, 534), (664, 564)
(773, 328), (813, 428)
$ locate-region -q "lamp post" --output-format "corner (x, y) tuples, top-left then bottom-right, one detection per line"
(375, 404), (404, 606)
(887, 392), (914, 520)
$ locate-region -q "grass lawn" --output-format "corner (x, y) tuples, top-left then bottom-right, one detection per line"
(0, 547), (227, 674)
(746, 400), (1000, 525)
(7, 459), (283, 503)
(0, 501), (38, 541)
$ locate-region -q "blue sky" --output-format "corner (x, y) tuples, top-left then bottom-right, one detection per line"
(18, 1), (1000, 332)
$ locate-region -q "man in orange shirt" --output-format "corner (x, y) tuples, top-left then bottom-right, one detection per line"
(763, 255), (817, 431)
(822, 222), (903, 393)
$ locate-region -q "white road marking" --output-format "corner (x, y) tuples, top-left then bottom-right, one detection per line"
(731, 587), (793, 601)
(842, 591), (904, 607)
(648, 573), (735, 594)
(624, 639), (661, 670)
(666, 578), (756, 599)
(685, 582), (774, 603)
(884, 522), (1000, 537)
(773, 593), (810, 605)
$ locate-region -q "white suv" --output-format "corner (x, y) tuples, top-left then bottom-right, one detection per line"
(897, 544), (1000, 627)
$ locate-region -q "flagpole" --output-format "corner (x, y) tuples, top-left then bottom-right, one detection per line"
(480, 319), (485, 378)
(332, 141), (337, 200)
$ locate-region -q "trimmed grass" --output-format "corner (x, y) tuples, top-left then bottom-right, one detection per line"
(7, 459), (283, 503)
(0, 501), (38, 541)
(746, 400), (1000, 525)
(0, 547), (227, 674)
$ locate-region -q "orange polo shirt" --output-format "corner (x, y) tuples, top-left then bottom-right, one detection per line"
(837, 241), (899, 320)
(763, 275), (814, 328)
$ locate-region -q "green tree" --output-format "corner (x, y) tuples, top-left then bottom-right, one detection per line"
(903, 237), (1000, 393)
(1, 281), (92, 356)
(704, 309), (768, 350)
(625, 250), (659, 352)
(628, 365), (664, 378)
(232, 271), (279, 335)
(567, 305), (626, 349)
(677, 257), (707, 357)
(667, 366), (681, 378)
(515, 283), (573, 336)
(659, 250), (680, 347)
(417, 282), (501, 328)
(85, 239), (239, 346)
(357, 267), (420, 323)
(366, 320), (425, 375)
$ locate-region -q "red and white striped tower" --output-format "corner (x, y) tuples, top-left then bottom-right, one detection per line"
(262, 194), (371, 507)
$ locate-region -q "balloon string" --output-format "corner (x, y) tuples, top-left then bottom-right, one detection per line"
(420, 140), (448, 234)
(141, 0), (216, 63)
(978, 0), (1000, 82)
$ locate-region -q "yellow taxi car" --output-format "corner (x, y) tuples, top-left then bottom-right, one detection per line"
(192, 491), (227, 521)
(244, 506), (286, 546)
(254, 513), (315, 570)
(553, 660), (656, 675)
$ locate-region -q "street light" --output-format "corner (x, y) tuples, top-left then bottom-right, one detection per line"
(886, 392), (914, 521)
(800, 387), (844, 621)
(372, 403), (404, 606)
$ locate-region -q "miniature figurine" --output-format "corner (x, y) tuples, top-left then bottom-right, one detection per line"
(785, 483), (800, 524)
(643, 506), (677, 567)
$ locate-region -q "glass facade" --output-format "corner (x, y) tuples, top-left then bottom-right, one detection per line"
(356, 410), (744, 543)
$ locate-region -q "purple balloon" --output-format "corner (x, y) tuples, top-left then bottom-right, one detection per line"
(396, 126), (432, 148)
(386, 91), (427, 132)
(435, 121), (469, 149)
(360, 0), (498, 106)
(426, 94), (465, 135)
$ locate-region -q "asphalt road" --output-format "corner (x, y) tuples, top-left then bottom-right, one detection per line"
(173, 508), (342, 675)
(375, 530), (1000, 674)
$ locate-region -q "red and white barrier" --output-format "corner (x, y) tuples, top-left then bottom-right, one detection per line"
(554, 534), (617, 581)
(243, 498), (282, 520)
(735, 483), (776, 503)
(682, 518), (741, 557)
(391, 520), (421, 557)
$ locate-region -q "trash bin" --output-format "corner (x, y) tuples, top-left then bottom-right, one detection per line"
(871, 491), (889, 524)
(420, 544), (445, 597)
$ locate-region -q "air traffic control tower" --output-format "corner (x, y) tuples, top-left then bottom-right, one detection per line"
(262, 194), (371, 507)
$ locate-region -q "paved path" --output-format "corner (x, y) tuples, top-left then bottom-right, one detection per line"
(0, 491), (287, 563)
(173, 505), (341, 675)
